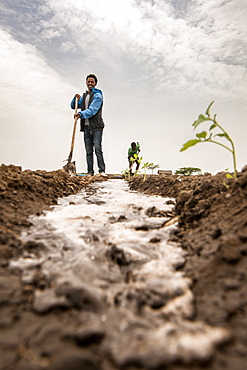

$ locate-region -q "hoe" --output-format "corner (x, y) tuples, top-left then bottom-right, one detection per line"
(63, 96), (78, 175)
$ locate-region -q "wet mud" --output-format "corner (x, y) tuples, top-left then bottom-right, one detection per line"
(0, 164), (247, 370)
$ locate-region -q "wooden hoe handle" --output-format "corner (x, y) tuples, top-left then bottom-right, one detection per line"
(67, 96), (79, 163)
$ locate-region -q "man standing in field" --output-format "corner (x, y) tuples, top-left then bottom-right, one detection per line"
(71, 74), (106, 177)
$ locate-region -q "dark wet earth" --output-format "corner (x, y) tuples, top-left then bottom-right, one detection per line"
(0, 164), (247, 370)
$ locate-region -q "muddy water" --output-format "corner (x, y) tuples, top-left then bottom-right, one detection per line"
(10, 180), (229, 369)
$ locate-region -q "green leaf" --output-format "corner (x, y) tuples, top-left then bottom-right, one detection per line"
(214, 133), (229, 139)
(209, 123), (217, 130)
(148, 164), (160, 170)
(215, 133), (226, 137)
(175, 167), (202, 176)
(226, 173), (233, 178)
(142, 162), (150, 168)
(196, 131), (207, 139)
(205, 101), (214, 117)
(180, 139), (201, 152)
(192, 115), (209, 129)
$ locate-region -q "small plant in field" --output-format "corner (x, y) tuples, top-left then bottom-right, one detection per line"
(128, 155), (158, 181)
(148, 164), (160, 175)
(121, 169), (130, 180)
(175, 167), (202, 176)
(222, 168), (233, 180)
(180, 101), (237, 177)
(141, 162), (155, 181)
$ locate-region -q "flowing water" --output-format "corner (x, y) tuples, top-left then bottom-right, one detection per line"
(10, 179), (229, 368)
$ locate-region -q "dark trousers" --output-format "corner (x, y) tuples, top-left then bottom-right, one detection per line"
(128, 156), (140, 174)
(84, 127), (105, 174)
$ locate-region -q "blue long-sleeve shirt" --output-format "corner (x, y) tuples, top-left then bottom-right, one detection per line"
(70, 87), (103, 119)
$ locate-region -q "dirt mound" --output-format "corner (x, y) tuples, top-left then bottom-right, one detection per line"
(0, 164), (103, 262)
(129, 168), (247, 369)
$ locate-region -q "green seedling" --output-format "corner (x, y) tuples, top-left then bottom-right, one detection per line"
(121, 169), (130, 180)
(180, 101), (237, 178)
(129, 155), (158, 180)
(141, 162), (155, 181)
(148, 164), (160, 175)
(175, 167), (202, 176)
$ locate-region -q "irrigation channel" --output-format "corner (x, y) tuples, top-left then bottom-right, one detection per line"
(10, 179), (229, 369)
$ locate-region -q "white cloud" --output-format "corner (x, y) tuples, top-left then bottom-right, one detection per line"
(0, 28), (66, 114)
(3, 0), (245, 99)
(187, 0), (247, 61)
(0, 28), (76, 170)
(0, 1), (246, 174)
(40, 0), (247, 99)
(60, 41), (76, 53)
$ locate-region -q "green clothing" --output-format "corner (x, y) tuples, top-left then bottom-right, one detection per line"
(128, 143), (140, 158)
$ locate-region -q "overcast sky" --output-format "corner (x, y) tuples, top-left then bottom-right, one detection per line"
(0, 0), (246, 175)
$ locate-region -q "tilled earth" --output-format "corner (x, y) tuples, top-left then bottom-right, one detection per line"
(0, 163), (247, 370)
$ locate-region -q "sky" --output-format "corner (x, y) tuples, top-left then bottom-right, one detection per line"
(0, 0), (246, 175)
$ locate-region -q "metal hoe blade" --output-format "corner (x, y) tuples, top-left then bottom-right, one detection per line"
(63, 161), (76, 176)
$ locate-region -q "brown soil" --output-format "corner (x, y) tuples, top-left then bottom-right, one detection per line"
(129, 168), (247, 370)
(1, 163), (247, 370)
